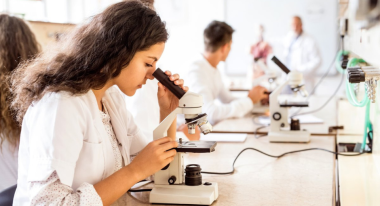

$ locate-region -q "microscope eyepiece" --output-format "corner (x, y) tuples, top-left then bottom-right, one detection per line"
(153, 68), (186, 99)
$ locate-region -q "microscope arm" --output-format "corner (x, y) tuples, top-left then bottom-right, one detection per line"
(153, 107), (181, 141)
(269, 79), (289, 106)
(167, 117), (177, 141)
(269, 79), (290, 131)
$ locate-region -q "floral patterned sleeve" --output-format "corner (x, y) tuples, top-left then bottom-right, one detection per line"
(29, 171), (103, 205)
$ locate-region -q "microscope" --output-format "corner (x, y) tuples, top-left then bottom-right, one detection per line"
(251, 60), (279, 113)
(149, 68), (219, 205)
(267, 57), (310, 143)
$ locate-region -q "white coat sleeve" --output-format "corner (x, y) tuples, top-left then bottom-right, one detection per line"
(216, 73), (239, 104)
(125, 109), (149, 155)
(26, 95), (87, 187)
(187, 70), (253, 125)
(29, 172), (102, 205)
(298, 39), (322, 74)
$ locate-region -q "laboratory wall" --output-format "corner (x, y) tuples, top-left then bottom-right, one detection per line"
(224, 0), (339, 76)
(154, 0), (225, 77)
(347, 22), (380, 68)
(2, 0), (340, 79)
(346, 23), (380, 153)
(28, 21), (76, 48)
(0, 0), (120, 23)
(342, 3), (380, 153)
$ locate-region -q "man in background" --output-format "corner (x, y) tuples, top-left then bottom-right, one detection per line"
(186, 20), (267, 125)
(283, 16), (322, 91)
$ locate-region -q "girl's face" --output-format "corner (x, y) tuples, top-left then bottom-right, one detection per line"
(114, 42), (165, 96)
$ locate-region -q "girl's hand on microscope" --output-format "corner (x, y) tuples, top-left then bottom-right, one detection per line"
(129, 137), (178, 180)
(248, 86), (268, 104)
(157, 70), (189, 120)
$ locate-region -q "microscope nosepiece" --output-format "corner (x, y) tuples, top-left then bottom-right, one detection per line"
(187, 123), (196, 134)
(199, 121), (212, 134)
(185, 113), (213, 135)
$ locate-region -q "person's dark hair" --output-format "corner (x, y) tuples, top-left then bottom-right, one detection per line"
(0, 14), (40, 148)
(139, 0), (155, 9)
(11, 0), (168, 124)
(204, 20), (234, 52)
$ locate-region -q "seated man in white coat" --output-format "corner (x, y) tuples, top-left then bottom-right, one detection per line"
(283, 16), (322, 91)
(186, 20), (268, 125)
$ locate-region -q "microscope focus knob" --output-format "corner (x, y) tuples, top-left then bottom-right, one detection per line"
(272, 112), (282, 121)
(168, 176), (177, 185)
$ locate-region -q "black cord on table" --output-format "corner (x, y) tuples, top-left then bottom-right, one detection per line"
(201, 147), (365, 175)
(128, 189), (152, 192)
(254, 125), (268, 138)
(127, 147), (365, 192)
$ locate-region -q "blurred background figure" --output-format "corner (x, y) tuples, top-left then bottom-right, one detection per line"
(0, 14), (40, 191)
(186, 21), (268, 125)
(249, 24), (273, 82)
(283, 16), (322, 91)
(250, 24), (272, 64)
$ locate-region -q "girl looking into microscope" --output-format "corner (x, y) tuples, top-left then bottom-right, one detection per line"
(11, 1), (186, 205)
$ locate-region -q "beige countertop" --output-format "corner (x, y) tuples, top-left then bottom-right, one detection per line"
(117, 135), (336, 205)
(336, 135), (380, 206)
(212, 96), (338, 135)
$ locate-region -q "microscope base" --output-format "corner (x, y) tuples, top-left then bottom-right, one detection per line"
(149, 182), (218, 205)
(268, 130), (310, 143)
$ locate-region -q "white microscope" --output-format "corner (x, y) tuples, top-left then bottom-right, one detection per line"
(251, 59), (279, 113)
(267, 57), (310, 143)
(149, 68), (219, 205)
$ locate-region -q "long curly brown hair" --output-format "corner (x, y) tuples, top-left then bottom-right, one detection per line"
(0, 14), (40, 148)
(11, 1), (168, 125)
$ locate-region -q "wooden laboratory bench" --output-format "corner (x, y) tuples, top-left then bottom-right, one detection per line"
(117, 135), (336, 205)
(336, 135), (380, 206)
(212, 95), (338, 136)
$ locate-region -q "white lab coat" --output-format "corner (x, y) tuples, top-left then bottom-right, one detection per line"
(185, 55), (253, 125)
(14, 86), (148, 205)
(283, 32), (322, 91)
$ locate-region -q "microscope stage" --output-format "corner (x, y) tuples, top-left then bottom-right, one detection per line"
(279, 102), (308, 107)
(176, 141), (217, 153)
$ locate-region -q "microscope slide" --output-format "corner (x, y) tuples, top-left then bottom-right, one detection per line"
(200, 133), (247, 142)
